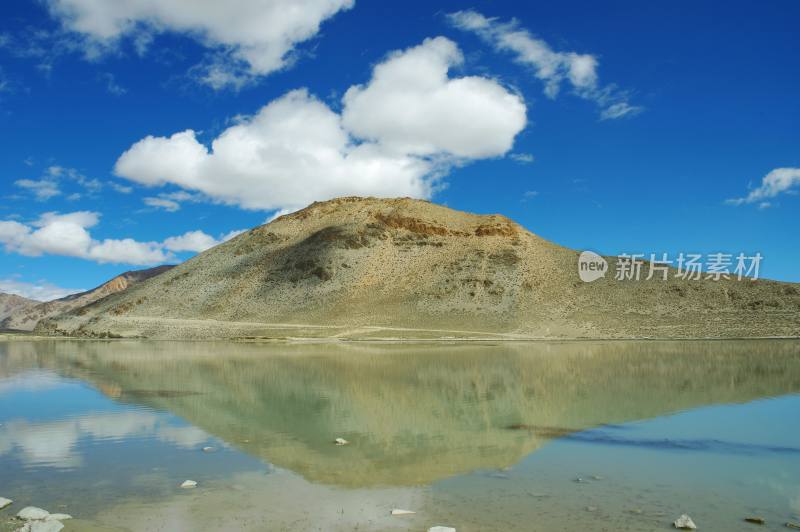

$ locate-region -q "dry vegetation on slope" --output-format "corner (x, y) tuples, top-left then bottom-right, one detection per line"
(36, 197), (800, 339)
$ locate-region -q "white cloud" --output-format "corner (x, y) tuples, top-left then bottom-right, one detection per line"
(163, 230), (219, 253)
(0, 211), (168, 265)
(447, 10), (642, 120)
(0, 212), (241, 264)
(45, 0), (355, 88)
(87, 238), (168, 264)
(115, 37), (527, 212)
(342, 37), (526, 158)
(0, 278), (84, 301)
(727, 167), (800, 206)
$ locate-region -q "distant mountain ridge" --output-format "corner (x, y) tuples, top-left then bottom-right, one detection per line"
(35, 196), (800, 339)
(2, 265), (174, 331)
(0, 293), (40, 323)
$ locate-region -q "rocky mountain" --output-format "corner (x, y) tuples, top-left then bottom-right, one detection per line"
(3, 265), (174, 331)
(0, 293), (40, 323)
(37, 196), (800, 339)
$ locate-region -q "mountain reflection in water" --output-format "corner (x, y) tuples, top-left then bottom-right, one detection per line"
(2, 339), (799, 488)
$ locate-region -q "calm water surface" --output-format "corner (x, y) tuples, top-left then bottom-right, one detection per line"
(1, 339), (799, 531)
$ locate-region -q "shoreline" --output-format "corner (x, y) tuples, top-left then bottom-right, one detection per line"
(2, 330), (799, 344)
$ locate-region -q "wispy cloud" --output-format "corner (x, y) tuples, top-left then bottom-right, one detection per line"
(510, 152), (535, 164)
(447, 10), (643, 120)
(98, 72), (127, 96)
(726, 168), (800, 207)
(14, 178), (61, 200)
(0, 277), (83, 301)
(144, 197), (181, 212)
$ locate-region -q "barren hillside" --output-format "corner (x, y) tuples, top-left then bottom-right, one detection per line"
(3, 265), (173, 331)
(37, 197), (800, 339)
(0, 293), (39, 323)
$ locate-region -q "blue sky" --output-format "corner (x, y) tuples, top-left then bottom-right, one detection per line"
(0, 0), (798, 299)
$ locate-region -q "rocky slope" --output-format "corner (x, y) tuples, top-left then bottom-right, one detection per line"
(37, 196), (800, 339)
(0, 293), (40, 323)
(3, 265), (173, 331)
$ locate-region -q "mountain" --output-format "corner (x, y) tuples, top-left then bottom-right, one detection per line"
(0, 293), (40, 323)
(2, 265), (174, 331)
(37, 196), (800, 339)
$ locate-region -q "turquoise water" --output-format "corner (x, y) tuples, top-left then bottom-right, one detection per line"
(0, 339), (799, 531)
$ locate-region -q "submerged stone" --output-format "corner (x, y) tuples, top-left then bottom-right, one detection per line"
(744, 517), (765, 525)
(673, 514), (697, 530)
(17, 521), (64, 532)
(16, 507), (50, 520)
(180, 480), (198, 488)
(391, 509), (416, 516)
(428, 527), (456, 532)
(334, 437), (349, 446)
(0, 497), (12, 510)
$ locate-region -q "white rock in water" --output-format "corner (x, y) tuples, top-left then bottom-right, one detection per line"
(202, 446), (216, 453)
(673, 514), (697, 530)
(46, 514), (72, 521)
(334, 437), (349, 446)
(18, 520), (65, 532)
(0, 497), (12, 510)
(391, 509), (416, 516)
(428, 527), (456, 532)
(17, 507), (50, 520)
(180, 480), (198, 488)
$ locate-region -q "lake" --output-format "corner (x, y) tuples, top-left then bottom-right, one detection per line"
(1, 339), (799, 531)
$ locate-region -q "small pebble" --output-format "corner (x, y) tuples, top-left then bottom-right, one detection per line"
(785, 523), (800, 530)
(202, 446), (217, 453)
(180, 480), (197, 488)
(0, 497), (12, 510)
(391, 509), (416, 516)
(428, 527), (456, 532)
(744, 517), (765, 525)
(334, 437), (349, 446)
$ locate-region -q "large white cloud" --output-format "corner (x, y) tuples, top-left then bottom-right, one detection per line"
(0, 212), (237, 265)
(447, 10), (642, 120)
(114, 37), (527, 212)
(45, 0), (354, 88)
(342, 37), (526, 158)
(726, 167), (800, 208)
